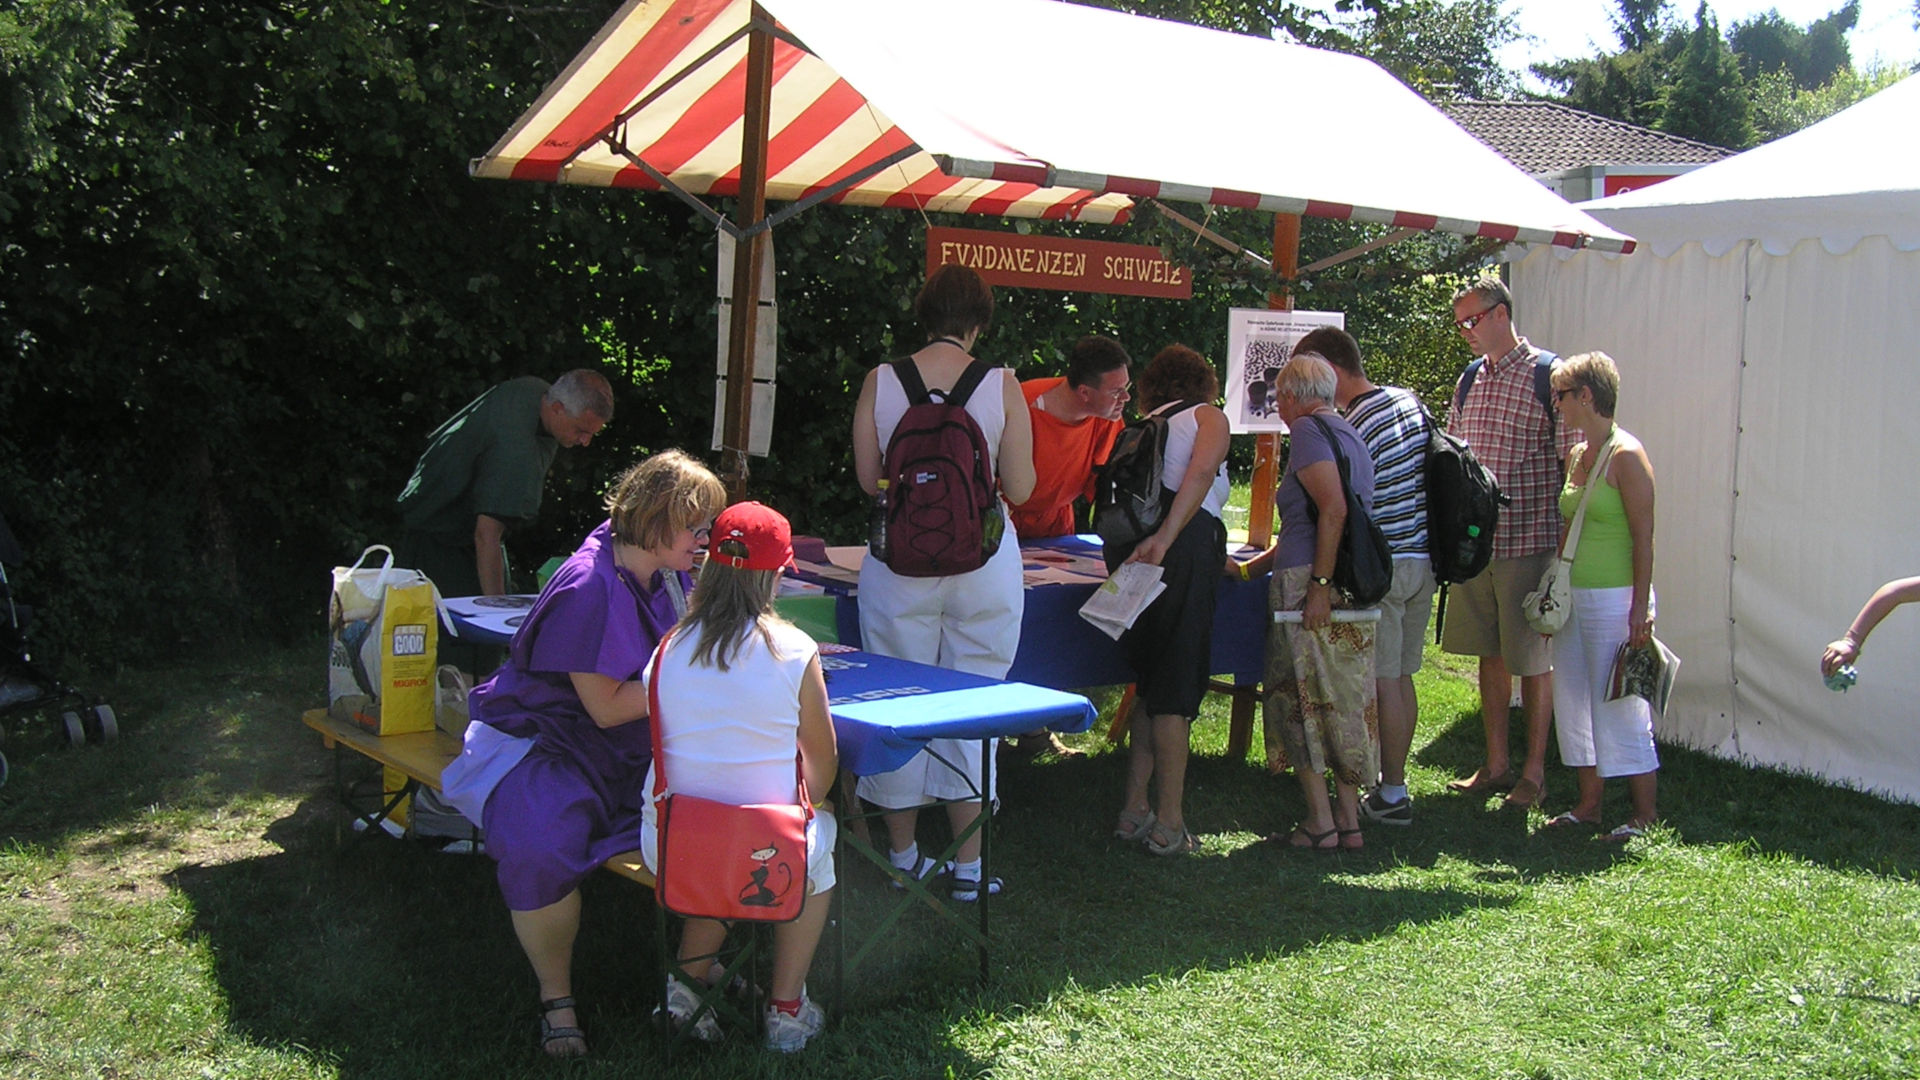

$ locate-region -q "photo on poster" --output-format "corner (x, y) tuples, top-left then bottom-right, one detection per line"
(1223, 309), (1345, 434)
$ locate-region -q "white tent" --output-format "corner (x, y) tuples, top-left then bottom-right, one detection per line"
(1510, 74), (1920, 801)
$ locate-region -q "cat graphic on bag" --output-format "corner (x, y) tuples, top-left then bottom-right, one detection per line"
(739, 842), (796, 907)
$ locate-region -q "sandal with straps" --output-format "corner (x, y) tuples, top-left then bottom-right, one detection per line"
(538, 996), (588, 1058)
(1269, 824), (1340, 853)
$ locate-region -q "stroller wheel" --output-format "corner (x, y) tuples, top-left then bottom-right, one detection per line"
(90, 705), (118, 744)
(60, 711), (85, 748)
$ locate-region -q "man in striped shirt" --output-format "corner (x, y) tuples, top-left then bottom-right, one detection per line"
(1301, 326), (1434, 827)
(1442, 278), (1573, 810)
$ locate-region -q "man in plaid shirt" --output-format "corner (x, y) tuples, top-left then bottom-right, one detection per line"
(1442, 278), (1575, 810)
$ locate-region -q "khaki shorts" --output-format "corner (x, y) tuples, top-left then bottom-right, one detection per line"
(1374, 558), (1437, 679)
(1439, 551), (1554, 677)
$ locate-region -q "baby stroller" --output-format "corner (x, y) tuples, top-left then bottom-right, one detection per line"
(0, 507), (116, 789)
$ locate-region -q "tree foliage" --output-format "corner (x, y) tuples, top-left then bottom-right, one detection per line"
(2, 0), (1515, 671)
(1728, 1), (1857, 90)
(1659, 3), (1754, 148)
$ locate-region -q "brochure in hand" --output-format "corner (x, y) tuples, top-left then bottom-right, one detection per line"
(1078, 562), (1166, 641)
(1606, 636), (1680, 715)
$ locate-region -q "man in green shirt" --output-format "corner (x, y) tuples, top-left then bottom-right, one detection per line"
(396, 370), (614, 600)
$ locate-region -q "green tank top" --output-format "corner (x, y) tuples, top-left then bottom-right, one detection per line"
(1558, 452), (1634, 589)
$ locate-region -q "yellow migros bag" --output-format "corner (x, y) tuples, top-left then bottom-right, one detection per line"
(328, 545), (443, 735)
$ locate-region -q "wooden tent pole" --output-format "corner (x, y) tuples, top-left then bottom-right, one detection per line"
(1248, 212), (1300, 548)
(720, 4), (776, 500)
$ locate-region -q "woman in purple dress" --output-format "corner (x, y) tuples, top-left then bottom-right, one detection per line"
(440, 449), (724, 1058)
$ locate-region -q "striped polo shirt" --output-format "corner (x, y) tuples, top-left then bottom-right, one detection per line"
(1344, 385), (1429, 560)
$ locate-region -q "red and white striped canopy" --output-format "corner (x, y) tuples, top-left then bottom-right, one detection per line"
(472, 0), (1635, 253)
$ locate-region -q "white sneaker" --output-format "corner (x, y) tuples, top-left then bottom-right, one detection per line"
(763, 996), (825, 1052)
(658, 977), (723, 1043)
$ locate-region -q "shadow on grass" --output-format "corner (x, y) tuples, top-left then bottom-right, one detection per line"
(167, 797), (998, 1080)
(1413, 704), (1920, 880)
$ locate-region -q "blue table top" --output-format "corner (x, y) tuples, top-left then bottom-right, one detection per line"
(822, 648), (1096, 776)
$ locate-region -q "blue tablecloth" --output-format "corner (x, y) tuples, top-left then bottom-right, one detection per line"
(807, 535), (1268, 691)
(821, 649), (1096, 776)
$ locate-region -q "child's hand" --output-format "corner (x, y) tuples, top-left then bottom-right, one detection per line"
(1821, 637), (1859, 678)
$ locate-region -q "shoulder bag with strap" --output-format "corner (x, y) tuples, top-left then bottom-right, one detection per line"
(1521, 431), (1618, 637)
(1304, 415), (1393, 607)
(646, 630), (811, 922)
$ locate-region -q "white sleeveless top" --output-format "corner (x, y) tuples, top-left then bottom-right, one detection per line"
(646, 621), (818, 806)
(1156, 402), (1230, 521)
(873, 360), (1009, 472)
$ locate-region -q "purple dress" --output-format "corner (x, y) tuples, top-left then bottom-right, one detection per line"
(458, 521), (686, 911)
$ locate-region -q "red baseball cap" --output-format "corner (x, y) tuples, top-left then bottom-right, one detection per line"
(708, 501), (794, 571)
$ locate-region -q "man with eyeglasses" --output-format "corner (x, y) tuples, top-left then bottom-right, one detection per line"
(1005, 335), (1131, 759)
(1441, 278), (1576, 810)
(1009, 335), (1132, 541)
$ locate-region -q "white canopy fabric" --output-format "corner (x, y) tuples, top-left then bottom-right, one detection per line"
(1511, 75), (1920, 801)
(472, 0), (1634, 252)
(1579, 73), (1920, 257)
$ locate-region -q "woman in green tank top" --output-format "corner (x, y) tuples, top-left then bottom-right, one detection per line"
(1543, 352), (1660, 841)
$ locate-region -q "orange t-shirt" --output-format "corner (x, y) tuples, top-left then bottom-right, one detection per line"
(1008, 377), (1124, 540)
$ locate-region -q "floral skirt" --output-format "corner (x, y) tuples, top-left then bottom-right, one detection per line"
(1263, 565), (1380, 784)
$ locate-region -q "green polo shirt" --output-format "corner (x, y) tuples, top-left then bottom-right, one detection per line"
(397, 376), (558, 542)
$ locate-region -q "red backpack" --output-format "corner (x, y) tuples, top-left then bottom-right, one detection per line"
(879, 359), (1002, 577)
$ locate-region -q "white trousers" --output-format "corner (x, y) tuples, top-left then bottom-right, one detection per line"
(1551, 585), (1659, 778)
(854, 518), (1022, 807)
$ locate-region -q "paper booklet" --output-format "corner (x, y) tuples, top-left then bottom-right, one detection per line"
(1078, 562), (1167, 640)
(1606, 637), (1680, 715)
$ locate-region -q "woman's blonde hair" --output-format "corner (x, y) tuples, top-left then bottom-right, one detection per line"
(605, 450), (726, 551)
(1553, 351), (1621, 418)
(678, 563), (794, 671)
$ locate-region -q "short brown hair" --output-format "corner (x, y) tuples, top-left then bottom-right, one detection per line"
(914, 264), (995, 340)
(605, 449), (726, 551)
(1294, 326), (1362, 377)
(1136, 344), (1219, 412)
(1452, 276), (1512, 320)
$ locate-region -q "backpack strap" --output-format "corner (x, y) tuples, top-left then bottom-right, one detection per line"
(890, 358), (994, 409)
(1452, 350), (1558, 419)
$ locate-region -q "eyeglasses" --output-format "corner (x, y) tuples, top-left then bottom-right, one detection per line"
(1106, 383), (1132, 400)
(1455, 304), (1505, 331)
(694, 525), (713, 544)
(1553, 387), (1578, 401)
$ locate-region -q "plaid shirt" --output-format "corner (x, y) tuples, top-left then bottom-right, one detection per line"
(1448, 338), (1578, 560)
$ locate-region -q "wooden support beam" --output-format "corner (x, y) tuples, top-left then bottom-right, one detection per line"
(720, 4), (776, 500)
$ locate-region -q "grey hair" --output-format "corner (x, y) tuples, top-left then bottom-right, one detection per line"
(547, 369), (615, 420)
(1274, 351), (1337, 406)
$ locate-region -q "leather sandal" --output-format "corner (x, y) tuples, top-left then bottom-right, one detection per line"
(1337, 827), (1364, 851)
(1144, 822), (1200, 856)
(538, 996), (588, 1058)
(1271, 825), (1340, 853)
(1113, 807), (1157, 842)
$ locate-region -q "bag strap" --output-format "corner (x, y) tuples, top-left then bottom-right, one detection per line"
(1559, 430), (1619, 563)
(1307, 414), (1356, 504)
(350, 544), (398, 590)
(644, 627), (812, 819)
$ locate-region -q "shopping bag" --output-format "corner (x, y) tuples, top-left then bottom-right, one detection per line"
(328, 545), (443, 735)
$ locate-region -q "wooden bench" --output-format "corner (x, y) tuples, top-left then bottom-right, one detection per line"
(301, 708), (655, 887)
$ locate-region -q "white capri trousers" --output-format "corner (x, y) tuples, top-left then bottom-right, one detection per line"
(1551, 585), (1659, 778)
(854, 514), (1022, 807)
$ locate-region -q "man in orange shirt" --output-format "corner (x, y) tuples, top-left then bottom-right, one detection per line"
(1010, 335), (1132, 539)
(1006, 336), (1131, 759)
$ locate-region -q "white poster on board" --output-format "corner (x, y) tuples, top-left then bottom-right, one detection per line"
(1223, 308), (1344, 434)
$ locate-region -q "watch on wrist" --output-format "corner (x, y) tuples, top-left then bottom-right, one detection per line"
(1310, 575), (1332, 587)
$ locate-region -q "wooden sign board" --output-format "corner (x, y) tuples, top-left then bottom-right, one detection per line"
(926, 226), (1192, 299)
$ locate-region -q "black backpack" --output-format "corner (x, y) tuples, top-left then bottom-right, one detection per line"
(1093, 400), (1201, 549)
(1304, 415), (1393, 607)
(879, 359), (1002, 578)
(1421, 403), (1507, 586)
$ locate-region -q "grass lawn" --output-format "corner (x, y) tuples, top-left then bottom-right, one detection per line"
(2, 639), (1917, 1079)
